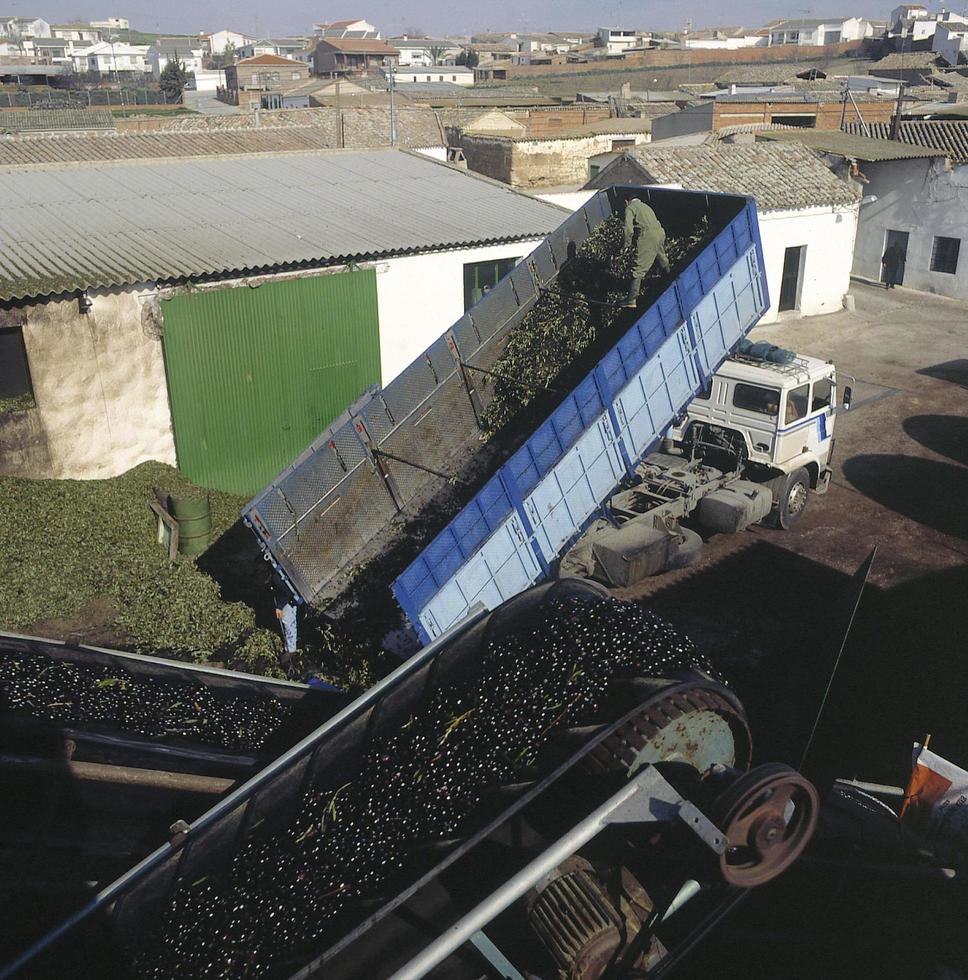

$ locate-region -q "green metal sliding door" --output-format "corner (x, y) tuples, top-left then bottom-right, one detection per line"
(161, 271), (380, 495)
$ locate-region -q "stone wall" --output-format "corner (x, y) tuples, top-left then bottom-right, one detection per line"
(462, 131), (649, 187)
(478, 40), (868, 78)
(20, 288), (177, 480)
(0, 406), (52, 478)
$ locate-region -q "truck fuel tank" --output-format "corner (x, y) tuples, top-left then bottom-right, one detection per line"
(697, 480), (773, 535)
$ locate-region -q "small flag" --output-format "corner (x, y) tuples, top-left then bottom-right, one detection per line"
(900, 743), (968, 867)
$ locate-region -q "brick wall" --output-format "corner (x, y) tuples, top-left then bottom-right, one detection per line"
(711, 98), (896, 129)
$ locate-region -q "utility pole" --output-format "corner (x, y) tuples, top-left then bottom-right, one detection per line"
(389, 59), (397, 146)
(891, 80), (906, 140)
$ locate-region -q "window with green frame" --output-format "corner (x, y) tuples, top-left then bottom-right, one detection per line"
(463, 256), (520, 311)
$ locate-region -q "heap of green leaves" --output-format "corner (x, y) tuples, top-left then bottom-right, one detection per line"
(479, 214), (710, 435)
(0, 462), (278, 667)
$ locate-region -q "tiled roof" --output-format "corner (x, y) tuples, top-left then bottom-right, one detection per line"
(715, 63), (805, 85)
(587, 141), (860, 211)
(0, 109), (447, 165)
(315, 37), (399, 54)
(0, 109), (115, 132)
(872, 51), (945, 70)
(236, 53), (304, 66)
(753, 127), (946, 160)
(844, 119), (968, 162)
(0, 148), (567, 302)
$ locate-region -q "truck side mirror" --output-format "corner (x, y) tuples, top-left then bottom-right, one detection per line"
(842, 386), (853, 410)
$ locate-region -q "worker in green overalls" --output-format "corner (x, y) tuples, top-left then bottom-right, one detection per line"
(623, 197), (671, 308)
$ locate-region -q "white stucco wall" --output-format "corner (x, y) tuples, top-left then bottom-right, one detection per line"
(757, 205), (859, 323)
(22, 286), (177, 479)
(526, 192), (858, 327)
(375, 239), (547, 382)
(852, 157), (968, 301)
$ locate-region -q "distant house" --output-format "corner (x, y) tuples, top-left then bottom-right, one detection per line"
(148, 38), (205, 79)
(223, 54), (310, 105)
(596, 27), (651, 55)
(50, 22), (100, 42)
(236, 37), (308, 60)
(0, 15), (50, 37)
(766, 17), (876, 46)
(91, 17), (130, 31)
(31, 36), (91, 65)
(586, 142), (860, 324)
(202, 30), (256, 55)
(394, 67), (474, 86)
(82, 41), (150, 75)
(389, 36), (462, 66)
(312, 36), (399, 75)
(933, 23), (968, 65)
(0, 147), (566, 492)
(313, 19), (379, 36)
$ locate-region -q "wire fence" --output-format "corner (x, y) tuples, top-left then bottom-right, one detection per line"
(0, 87), (172, 108)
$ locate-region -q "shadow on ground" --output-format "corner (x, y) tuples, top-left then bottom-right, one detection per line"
(902, 414), (968, 467)
(917, 358), (968, 389)
(638, 540), (968, 979)
(842, 453), (968, 540)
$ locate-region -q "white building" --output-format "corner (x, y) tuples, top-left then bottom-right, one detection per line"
(0, 14), (49, 37)
(91, 17), (130, 31)
(393, 67), (475, 86)
(767, 17), (877, 46)
(933, 22), (968, 64)
(202, 30), (256, 55)
(50, 23), (101, 41)
(683, 33), (767, 50)
(585, 141), (860, 324)
(82, 40), (150, 74)
(0, 147), (567, 487)
(148, 39), (205, 78)
(596, 28), (651, 55)
(389, 36), (462, 66)
(850, 142), (967, 300)
(313, 19), (378, 36)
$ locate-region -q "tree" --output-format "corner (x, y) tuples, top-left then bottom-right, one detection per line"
(429, 45), (446, 65)
(159, 59), (189, 102)
(456, 48), (479, 68)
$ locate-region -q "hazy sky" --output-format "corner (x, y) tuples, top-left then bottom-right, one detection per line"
(27, 0), (898, 37)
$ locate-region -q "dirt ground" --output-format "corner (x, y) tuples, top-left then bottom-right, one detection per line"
(627, 280), (968, 977)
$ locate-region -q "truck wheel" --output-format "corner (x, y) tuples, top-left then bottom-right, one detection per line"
(666, 527), (703, 569)
(764, 468), (810, 529)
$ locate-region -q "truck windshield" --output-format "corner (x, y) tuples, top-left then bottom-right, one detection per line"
(732, 383), (780, 417)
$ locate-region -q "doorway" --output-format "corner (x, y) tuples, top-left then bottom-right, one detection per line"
(881, 229), (909, 285)
(778, 245), (805, 312)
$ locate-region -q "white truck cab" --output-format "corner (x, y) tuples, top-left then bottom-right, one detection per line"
(667, 351), (850, 527)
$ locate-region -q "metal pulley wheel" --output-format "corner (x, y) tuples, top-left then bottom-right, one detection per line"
(712, 762), (819, 887)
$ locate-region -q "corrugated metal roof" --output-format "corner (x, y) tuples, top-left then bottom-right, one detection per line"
(753, 128), (944, 160)
(0, 148), (568, 302)
(844, 120), (968, 163)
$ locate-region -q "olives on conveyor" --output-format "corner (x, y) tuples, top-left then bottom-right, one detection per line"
(0, 650), (291, 753)
(135, 595), (714, 979)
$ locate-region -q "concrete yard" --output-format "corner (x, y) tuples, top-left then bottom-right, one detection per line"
(624, 280), (968, 978)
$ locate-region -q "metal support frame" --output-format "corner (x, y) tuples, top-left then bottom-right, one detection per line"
(353, 414), (405, 511)
(388, 765), (725, 980)
(446, 331), (485, 427)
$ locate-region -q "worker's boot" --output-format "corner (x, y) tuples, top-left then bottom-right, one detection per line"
(624, 277), (642, 308)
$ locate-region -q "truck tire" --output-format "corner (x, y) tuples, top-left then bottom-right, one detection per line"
(666, 527), (703, 569)
(764, 467), (810, 529)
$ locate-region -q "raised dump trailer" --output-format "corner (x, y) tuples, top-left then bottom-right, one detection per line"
(393, 191), (769, 643)
(241, 187), (768, 633)
(5, 581), (819, 980)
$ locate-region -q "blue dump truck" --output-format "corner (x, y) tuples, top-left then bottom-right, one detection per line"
(5, 188), (831, 979)
(241, 186), (784, 640)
